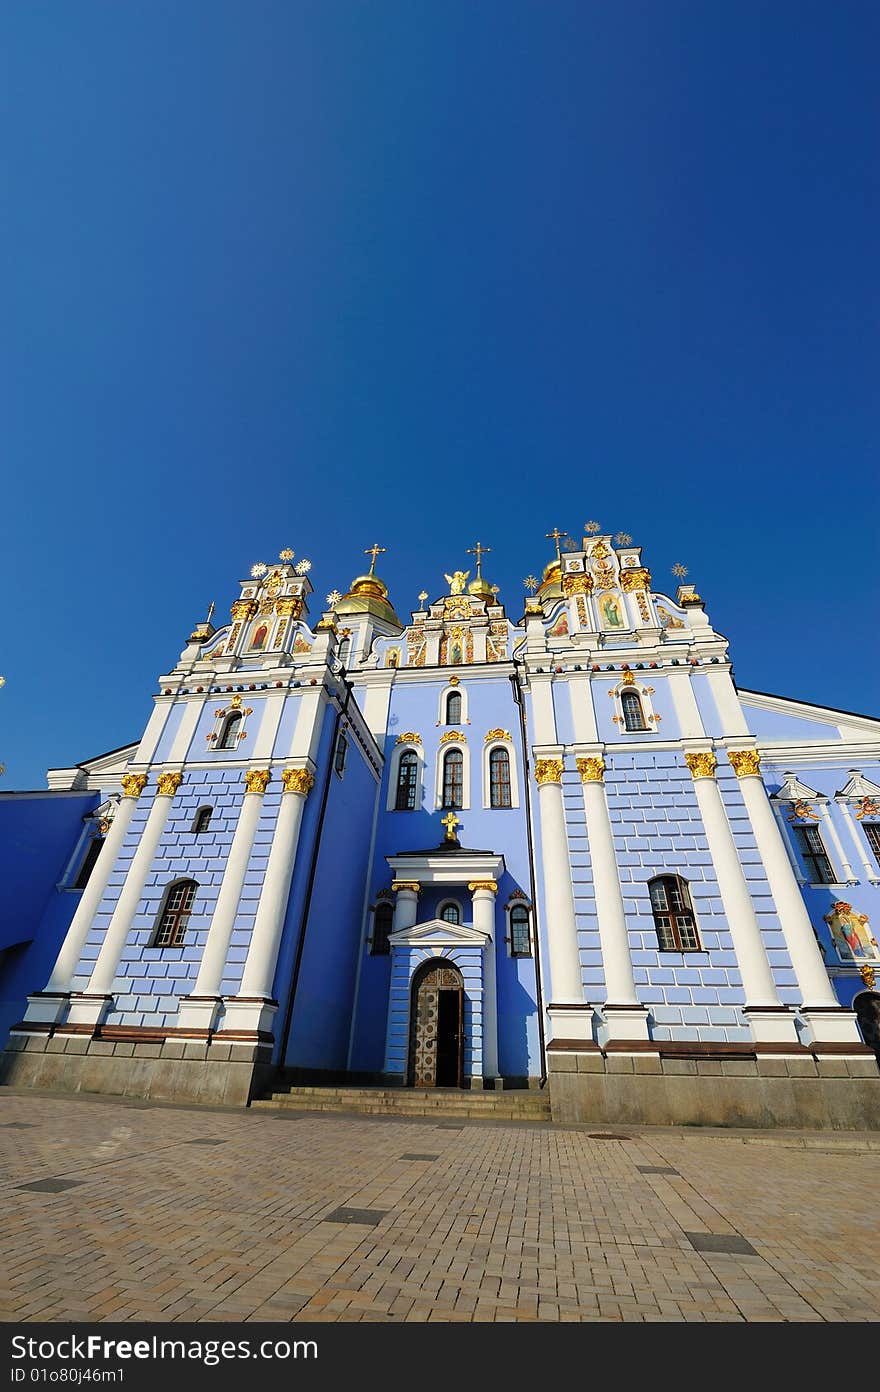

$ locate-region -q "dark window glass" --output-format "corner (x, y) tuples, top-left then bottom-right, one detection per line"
(442, 749), (464, 808)
(510, 905), (531, 956)
(74, 838), (104, 890)
(334, 731), (348, 777)
(794, 825), (835, 884)
(193, 807), (213, 834)
(649, 876), (700, 952)
(154, 880), (198, 948)
(440, 902), (460, 924)
(489, 747), (512, 807)
(621, 689), (647, 732)
(864, 823), (880, 868)
(395, 751), (418, 810)
(371, 903), (393, 955)
(446, 691), (462, 725)
(219, 712), (241, 749)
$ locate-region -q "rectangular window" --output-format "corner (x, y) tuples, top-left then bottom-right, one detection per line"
(864, 822), (880, 868)
(794, 825), (835, 883)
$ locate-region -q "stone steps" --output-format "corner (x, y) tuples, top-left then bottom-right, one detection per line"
(252, 1084), (551, 1121)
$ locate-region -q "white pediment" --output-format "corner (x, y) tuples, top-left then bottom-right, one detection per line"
(389, 918), (491, 950)
(771, 770), (823, 803)
(835, 769), (880, 800)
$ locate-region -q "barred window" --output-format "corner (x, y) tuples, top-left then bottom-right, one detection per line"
(649, 875), (700, 952)
(621, 689), (647, 732)
(153, 879), (198, 948)
(371, 902), (393, 955)
(395, 751), (419, 810)
(446, 691), (462, 725)
(862, 822), (880, 869)
(794, 825), (835, 884)
(218, 711), (241, 749)
(489, 747), (512, 808)
(442, 748), (464, 809)
(510, 904), (531, 957)
(192, 807), (213, 834)
(440, 901), (461, 924)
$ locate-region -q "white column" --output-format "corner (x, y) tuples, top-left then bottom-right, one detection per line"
(577, 756), (649, 1041)
(704, 668), (751, 737)
(685, 752), (798, 1044)
(390, 883), (420, 935)
(68, 773), (184, 1026)
(223, 768), (314, 1035)
(666, 669), (705, 739)
(819, 803), (856, 884)
(470, 882), (499, 1078)
(534, 758), (589, 1040)
(839, 801), (880, 884)
(167, 699), (205, 763)
(21, 778), (146, 1026)
(178, 770), (270, 1033)
(729, 752), (863, 1045)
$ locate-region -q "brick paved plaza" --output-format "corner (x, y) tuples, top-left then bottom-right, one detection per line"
(2, 1089), (879, 1323)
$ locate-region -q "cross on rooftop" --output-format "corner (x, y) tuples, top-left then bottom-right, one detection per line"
(466, 541), (491, 577)
(364, 543), (386, 576)
(546, 528), (565, 563)
(441, 811), (460, 843)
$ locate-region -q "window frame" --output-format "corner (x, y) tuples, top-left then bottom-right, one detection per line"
(445, 691), (462, 725)
(191, 806), (213, 834)
(862, 821), (880, 869)
(507, 900), (533, 957)
(793, 824), (836, 885)
(218, 711), (243, 750)
(73, 835), (104, 890)
(395, 750), (419, 810)
(621, 689), (648, 732)
(648, 875), (701, 953)
(334, 729), (348, 778)
(151, 879), (199, 949)
(370, 901), (393, 955)
(489, 746), (512, 808)
(441, 747), (465, 809)
(438, 899), (462, 925)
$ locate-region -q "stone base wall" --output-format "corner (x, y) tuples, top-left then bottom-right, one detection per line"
(0, 1032), (273, 1108)
(548, 1047), (880, 1130)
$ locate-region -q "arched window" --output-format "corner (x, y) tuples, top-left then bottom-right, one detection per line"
(439, 901), (461, 925)
(250, 624), (269, 650)
(621, 689), (647, 732)
(442, 748), (464, 809)
(192, 807), (213, 834)
(446, 691), (462, 725)
(153, 879), (198, 948)
(218, 711), (242, 749)
(509, 904), (531, 957)
(489, 748), (512, 808)
(337, 636), (351, 667)
(371, 902), (393, 955)
(74, 836), (104, 890)
(649, 875), (700, 952)
(395, 751), (419, 810)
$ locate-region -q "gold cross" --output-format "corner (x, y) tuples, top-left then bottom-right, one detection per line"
(466, 541), (491, 577)
(546, 528), (564, 563)
(364, 543), (386, 575)
(206, 600), (215, 624)
(441, 811), (460, 842)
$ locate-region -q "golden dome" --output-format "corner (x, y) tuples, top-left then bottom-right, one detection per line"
(334, 573), (403, 630)
(467, 575), (494, 602)
(536, 559), (562, 605)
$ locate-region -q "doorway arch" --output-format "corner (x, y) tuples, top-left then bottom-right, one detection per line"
(408, 959), (465, 1088)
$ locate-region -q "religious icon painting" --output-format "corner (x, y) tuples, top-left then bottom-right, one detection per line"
(824, 902), (880, 963)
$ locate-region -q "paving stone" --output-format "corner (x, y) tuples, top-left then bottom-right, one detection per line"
(324, 1208), (389, 1226)
(684, 1233), (758, 1257)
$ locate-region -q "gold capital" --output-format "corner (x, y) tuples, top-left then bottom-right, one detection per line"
(156, 772), (183, 798)
(728, 750), (761, 778)
(561, 572), (593, 598)
(620, 567), (652, 593)
(468, 880), (498, 895)
(281, 768), (315, 796)
(535, 759), (564, 786)
(244, 769), (271, 794)
(121, 773), (148, 800)
(576, 756), (605, 783)
(391, 880), (421, 894)
(685, 752), (716, 780)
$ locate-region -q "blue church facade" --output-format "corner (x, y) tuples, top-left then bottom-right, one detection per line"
(2, 532), (879, 1127)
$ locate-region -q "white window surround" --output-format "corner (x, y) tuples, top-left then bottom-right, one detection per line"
(386, 741), (426, 812)
(436, 682), (470, 726)
(482, 738), (520, 809)
(434, 738), (471, 811)
(608, 677), (660, 735)
(437, 898), (463, 925)
(505, 898), (533, 957)
(207, 697), (254, 753)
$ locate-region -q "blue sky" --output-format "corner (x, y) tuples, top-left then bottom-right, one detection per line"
(2, 2), (877, 786)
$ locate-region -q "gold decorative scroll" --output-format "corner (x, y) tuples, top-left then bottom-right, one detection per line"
(121, 773), (148, 799)
(484, 729), (511, 742)
(468, 880), (498, 895)
(620, 670), (635, 686)
(620, 567), (652, 592)
(535, 759), (564, 786)
(156, 772), (183, 797)
(396, 732), (422, 745)
(244, 769), (271, 794)
(281, 768), (315, 796)
(561, 572), (594, 598)
(685, 752), (716, 780)
(576, 756), (605, 783)
(231, 599), (258, 621)
(439, 731), (466, 744)
(391, 880), (421, 894)
(728, 750), (762, 778)
(275, 596), (302, 618)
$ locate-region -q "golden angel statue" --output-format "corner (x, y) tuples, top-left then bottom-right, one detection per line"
(444, 570), (470, 595)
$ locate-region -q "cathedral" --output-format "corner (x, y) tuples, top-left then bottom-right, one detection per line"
(2, 529), (879, 1128)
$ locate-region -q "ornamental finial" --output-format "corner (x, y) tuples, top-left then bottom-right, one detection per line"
(441, 811), (461, 842)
